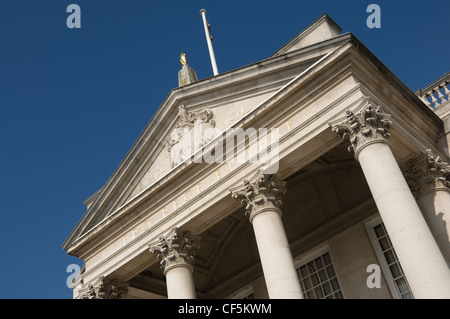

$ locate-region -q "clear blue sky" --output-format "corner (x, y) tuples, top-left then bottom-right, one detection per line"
(0, 0), (448, 299)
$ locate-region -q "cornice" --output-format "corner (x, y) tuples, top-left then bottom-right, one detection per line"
(346, 34), (443, 129)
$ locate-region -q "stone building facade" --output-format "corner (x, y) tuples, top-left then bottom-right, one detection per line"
(62, 14), (450, 299)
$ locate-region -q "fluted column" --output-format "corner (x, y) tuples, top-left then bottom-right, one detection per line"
(331, 98), (450, 299)
(405, 149), (450, 264)
(232, 173), (303, 299)
(149, 227), (200, 299)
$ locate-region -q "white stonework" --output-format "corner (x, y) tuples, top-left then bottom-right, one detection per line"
(231, 173), (303, 299)
(63, 13), (450, 299)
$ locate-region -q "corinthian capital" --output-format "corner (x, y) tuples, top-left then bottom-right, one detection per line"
(405, 149), (450, 199)
(77, 276), (128, 299)
(231, 173), (286, 221)
(331, 99), (393, 155)
(149, 227), (201, 275)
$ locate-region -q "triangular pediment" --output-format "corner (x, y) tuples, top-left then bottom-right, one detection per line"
(62, 14), (350, 254)
(119, 105), (232, 204)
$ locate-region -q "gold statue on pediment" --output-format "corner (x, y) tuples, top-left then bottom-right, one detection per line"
(180, 53), (188, 66)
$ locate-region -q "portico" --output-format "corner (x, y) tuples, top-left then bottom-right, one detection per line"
(63, 14), (450, 299)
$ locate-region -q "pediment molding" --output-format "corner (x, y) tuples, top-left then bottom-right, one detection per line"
(62, 36), (351, 253)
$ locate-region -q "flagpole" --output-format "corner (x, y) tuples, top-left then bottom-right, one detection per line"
(200, 9), (219, 76)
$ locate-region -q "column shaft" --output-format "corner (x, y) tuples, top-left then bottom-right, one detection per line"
(251, 209), (303, 299)
(358, 142), (450, 298)
(419, 189), (450, 264)
(165, 265), (196, 299)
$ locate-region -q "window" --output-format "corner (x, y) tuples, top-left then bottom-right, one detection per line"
(372, 222), (414, 299)
(296, 251), (343, 299)
(242, 293), (254, 299)
(231, 286), (254, 299)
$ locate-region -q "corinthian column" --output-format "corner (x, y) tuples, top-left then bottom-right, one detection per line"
(331, 98), (450, 299)
(232, 173), (303, 299)
(149, 227), (200, 299)
(405, 149), (450, 264)
(77, 276), (128, 299)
